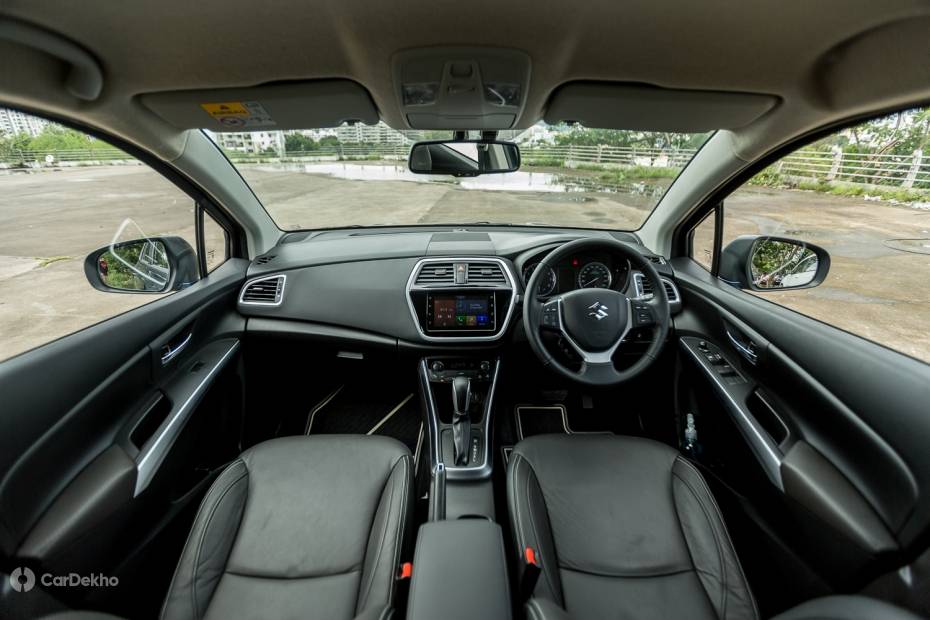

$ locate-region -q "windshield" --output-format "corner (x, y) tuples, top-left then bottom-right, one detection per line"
(211, 125), (711, 231)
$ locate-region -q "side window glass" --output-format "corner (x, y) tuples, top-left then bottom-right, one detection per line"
(722, 106), (930, 363)
(0, 108), (200, 362)
(690, 210), (716, 271)
(202, 210), (229, 273)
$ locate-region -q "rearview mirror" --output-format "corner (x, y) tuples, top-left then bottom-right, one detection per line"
(719, 235), (830, 291)
(408, 140), (520, 177)
(84, 236), (199, 293)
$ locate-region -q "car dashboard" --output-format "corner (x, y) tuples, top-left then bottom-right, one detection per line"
(235, 227), (681, 349)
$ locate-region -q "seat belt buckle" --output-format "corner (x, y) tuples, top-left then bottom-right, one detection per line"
(396, 562), (413, 580)
(520, 546), (541, 601)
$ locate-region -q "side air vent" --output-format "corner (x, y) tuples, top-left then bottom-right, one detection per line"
(240, 275), (286, 305)
(255, 254), (276, 265)
(466, 263), (506, 285)
(662, 279), (678, 302)
(415, 262), (456, 285)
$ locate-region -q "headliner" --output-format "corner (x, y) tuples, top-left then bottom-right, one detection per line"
(1, 0), (930, 160)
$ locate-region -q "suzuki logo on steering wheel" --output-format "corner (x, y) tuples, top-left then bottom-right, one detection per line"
(587, 301), (609, 320)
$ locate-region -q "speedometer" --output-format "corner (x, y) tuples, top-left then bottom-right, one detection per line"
(577, 261), (613, 289)
(522, 262), (557, 296)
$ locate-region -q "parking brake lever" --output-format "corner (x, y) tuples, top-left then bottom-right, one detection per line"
(451, 376), (471, 466)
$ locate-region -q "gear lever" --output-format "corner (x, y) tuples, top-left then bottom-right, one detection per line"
(451, 376), (472, 466)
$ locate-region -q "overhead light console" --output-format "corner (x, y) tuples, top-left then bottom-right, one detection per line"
(392, 47), (531, 130)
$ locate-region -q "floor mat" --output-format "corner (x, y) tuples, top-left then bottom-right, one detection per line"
(305, 383), (422, 456)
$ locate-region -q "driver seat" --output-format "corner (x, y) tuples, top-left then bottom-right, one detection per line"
(507, 434), (758, 619)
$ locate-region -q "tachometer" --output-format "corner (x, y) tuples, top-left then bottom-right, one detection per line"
(522, 262), (557, 296)
(577, 261), (612, 289)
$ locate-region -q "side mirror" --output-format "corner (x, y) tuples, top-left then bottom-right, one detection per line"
(408, 139), (520, 177)
(719, 235), (830, 291)
(84, 236), (199, 293)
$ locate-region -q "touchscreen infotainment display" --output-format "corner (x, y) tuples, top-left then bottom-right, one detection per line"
(427, 294), (495, 331)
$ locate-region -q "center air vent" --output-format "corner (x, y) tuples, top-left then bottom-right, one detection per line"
(240, 275), (286, 305)
(412, 258), (512, 288)
(415, 262), (455, 285)
(466, 263), (506, 285)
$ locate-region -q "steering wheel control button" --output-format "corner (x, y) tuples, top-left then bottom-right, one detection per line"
(541, 302), (561, 329)
(631, 301), (655, 326)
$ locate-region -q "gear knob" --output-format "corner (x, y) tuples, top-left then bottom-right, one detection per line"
(451, 376), (472, 466)
(452, 376), (471, 418)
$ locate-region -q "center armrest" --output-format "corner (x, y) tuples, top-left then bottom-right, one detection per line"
(406, 519), (512, 620)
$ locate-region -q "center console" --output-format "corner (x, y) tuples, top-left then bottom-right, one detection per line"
(406, 520), (512, 620)
(405, 257), (513, 616)
(419, 356), (498, 479)
(406, 257), (516, 342)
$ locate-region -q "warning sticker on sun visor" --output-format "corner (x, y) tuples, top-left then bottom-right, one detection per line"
(200, 101), (276, 129)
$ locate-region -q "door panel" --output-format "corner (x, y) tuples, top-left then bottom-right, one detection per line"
(0, 258), (248, 613)
(670, 258), (930, 586)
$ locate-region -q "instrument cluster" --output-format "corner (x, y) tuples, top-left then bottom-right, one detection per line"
(521, 252), (631, 297)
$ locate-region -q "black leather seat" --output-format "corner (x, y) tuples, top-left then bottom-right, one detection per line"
(507, 434), (757, 619)
(506, 435), (925, 620)
(160, 435), (413, 620)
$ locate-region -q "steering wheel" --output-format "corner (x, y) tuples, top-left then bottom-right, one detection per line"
(523, 238), (670, 386)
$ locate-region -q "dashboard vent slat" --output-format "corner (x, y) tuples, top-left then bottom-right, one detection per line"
(240, 275), (285, 305)
(415, 262), (456, 285)
(662, 280), (678, 302)
(466, 263), (506, 285)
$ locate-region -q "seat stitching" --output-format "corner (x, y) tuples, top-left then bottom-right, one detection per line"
(521, 456), (560, 603)
(225, 567), (361, 580)
(386, 455), (411, 608)
(160, 463), (238, 620)
(678, 457), (759, 619)
(358, 455), (401, 611)
(190, 464), (248, 619)
(558, 564), (695, 579)
(527, 598), (542, 620)
(510, 454), (527, 552)
(673, 465), (726, 618)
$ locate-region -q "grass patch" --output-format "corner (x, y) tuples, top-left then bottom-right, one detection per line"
(523, 157), (566, 167)
(750, 169), (930, 204)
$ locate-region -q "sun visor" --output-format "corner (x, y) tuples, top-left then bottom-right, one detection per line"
(139, 80), (379, 131)
(544, 82), (778, 132)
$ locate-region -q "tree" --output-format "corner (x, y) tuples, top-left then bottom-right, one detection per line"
(284, 133), (318, 153)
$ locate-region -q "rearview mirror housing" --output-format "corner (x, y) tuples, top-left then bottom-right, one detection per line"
(84, 236), (199, 294)
(719, 235), (830, 291)
(408, 139), (520, 177)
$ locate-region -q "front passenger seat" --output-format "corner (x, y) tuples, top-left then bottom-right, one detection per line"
(161, 435), (413, 620)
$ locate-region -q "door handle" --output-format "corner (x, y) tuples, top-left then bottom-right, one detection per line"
(160, 332), (192, 365)
(726, 329), (759, 365)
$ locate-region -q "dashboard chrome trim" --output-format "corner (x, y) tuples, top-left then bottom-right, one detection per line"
(238, 273), (287, 306)
(406, 257), (518, 342)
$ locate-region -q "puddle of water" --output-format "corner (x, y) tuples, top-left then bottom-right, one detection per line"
(255, 163), (666, 201)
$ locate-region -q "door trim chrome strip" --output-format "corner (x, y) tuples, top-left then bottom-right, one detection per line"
(134, 339), (240, 496)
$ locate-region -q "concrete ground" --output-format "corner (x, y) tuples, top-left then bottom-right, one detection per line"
(0, 164), (928, 364)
